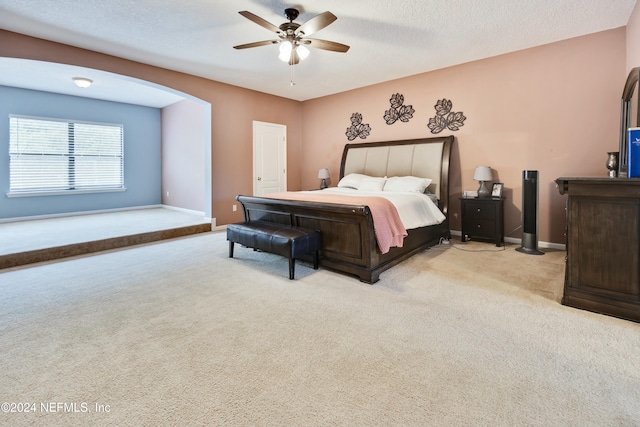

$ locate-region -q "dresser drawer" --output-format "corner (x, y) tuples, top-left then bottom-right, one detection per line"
(463, 202), (496, 220)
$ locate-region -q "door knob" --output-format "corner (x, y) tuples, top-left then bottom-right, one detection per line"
(257, 177), (262, 181)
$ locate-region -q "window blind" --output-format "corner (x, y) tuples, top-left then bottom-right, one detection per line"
(9, 115), (124, 194)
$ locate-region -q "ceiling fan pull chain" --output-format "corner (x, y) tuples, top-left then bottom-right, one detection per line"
(290, 63), (295, 86)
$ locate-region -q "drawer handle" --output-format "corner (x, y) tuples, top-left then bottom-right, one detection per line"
(477, 224), (481, 228)
(476, 208), (481, 212)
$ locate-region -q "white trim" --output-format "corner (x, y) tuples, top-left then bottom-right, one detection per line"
(159, 204), (213, 226)
(7, 187), (127, 198)
(9, 113), (123, 128)
(0, 204), (162, 224)
(0, 204), (213, 225)
(159, 204), (204, 217)
(207, 225), (566, 249)
(9, 115), (124, 194)
(450, 230), (566, 251)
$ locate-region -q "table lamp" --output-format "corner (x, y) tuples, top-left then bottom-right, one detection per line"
(474, 166), (493, 198)
(318, 168), (330, 189)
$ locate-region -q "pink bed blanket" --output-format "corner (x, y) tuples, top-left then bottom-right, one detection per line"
(264, 192), (407, 254)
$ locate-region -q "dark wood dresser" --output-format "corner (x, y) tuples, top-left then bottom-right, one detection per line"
(555, 177), (640, 322)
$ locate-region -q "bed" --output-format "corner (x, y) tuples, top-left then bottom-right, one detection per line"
(236, 135), (454, 283)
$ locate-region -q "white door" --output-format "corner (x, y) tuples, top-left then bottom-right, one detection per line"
(253, 121), (287, 196)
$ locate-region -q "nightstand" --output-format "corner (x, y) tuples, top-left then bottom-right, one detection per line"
(460, 197), (505, 246)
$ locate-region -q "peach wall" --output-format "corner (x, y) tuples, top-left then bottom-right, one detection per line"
(301, 29), (626, 244)
(161, 99), (206, 212)
(0, 30), (303, 226)
(627, 1), (640, 71)
(0, 27), (630, 242)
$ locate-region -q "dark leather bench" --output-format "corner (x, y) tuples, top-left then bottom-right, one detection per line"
(226, 221), (321, 280)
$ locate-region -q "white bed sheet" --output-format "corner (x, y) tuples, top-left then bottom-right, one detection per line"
(306, 187), (446, 230)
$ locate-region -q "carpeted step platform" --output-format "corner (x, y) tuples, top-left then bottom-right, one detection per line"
(0, 222), (211, 269)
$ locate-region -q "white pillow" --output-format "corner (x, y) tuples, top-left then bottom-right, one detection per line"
(383, 176), (433, 193)
(358, 176), (387, 191)
(337, 173), (369, 189)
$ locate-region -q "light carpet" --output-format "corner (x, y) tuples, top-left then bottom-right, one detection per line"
(0, 207), (210, 256)
(1, 231), (640, 426)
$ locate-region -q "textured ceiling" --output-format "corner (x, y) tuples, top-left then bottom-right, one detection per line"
(0, 0), (636, 105)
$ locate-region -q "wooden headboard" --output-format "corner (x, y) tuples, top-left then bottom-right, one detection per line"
(339, 136), (454, 214)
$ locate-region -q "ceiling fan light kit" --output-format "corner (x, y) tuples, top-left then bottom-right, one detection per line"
(234, 7), (350, 82)
(72, 77), (93, 88)
(278, 41), (309, 63)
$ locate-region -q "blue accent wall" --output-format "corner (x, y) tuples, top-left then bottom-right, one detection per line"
(0, 85), (161, 219)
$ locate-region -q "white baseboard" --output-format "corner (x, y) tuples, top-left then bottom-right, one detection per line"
(159, 204), (204, 217)
(449, 230), (565, 251)
(160, 204), (215, 226)
(0, 204), (216, 228)
(209, 226), (566, 250)
(0, 204), (214, 225)
(0, 204), (164, 224)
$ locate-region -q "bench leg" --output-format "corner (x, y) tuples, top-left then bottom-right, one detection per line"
(228, 241), (234, 258)
(313, 250), (319, 270)
(289, 258), (295, 280)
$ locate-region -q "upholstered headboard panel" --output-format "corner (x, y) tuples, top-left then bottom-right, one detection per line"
(340, 136), (453, 213)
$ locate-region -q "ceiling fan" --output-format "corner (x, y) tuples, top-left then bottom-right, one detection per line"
(233, 8), (350, 65)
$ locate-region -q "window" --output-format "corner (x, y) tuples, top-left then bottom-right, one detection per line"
(9, 115), (124, 196)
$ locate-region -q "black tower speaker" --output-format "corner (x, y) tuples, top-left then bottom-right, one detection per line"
(516, 170), (544, 255)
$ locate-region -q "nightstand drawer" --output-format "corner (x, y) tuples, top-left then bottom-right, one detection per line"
(463, 202), (495, 220)
(464, 219), (496, 237)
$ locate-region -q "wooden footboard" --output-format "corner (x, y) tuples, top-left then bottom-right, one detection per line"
(236, 195), (449, 283)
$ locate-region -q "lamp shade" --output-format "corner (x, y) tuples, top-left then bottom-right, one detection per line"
(318, 168), (330, 179)
(473, 166), (493, 182)
(474, 166), (493, 198)
(297, 44), (310, 61)
(278, 41), (293, 62)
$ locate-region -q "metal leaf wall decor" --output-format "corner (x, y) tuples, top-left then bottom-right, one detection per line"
(345, 113), (371, 141)
(427, 99), (466, 134)
(384, 93), (415, 125)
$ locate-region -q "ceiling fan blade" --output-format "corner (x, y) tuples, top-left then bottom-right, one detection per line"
(238, 11), (281, 34)
(304, 38), (350, 53)
(233, 40), (278, 50)
(296, 11), (337, 37)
